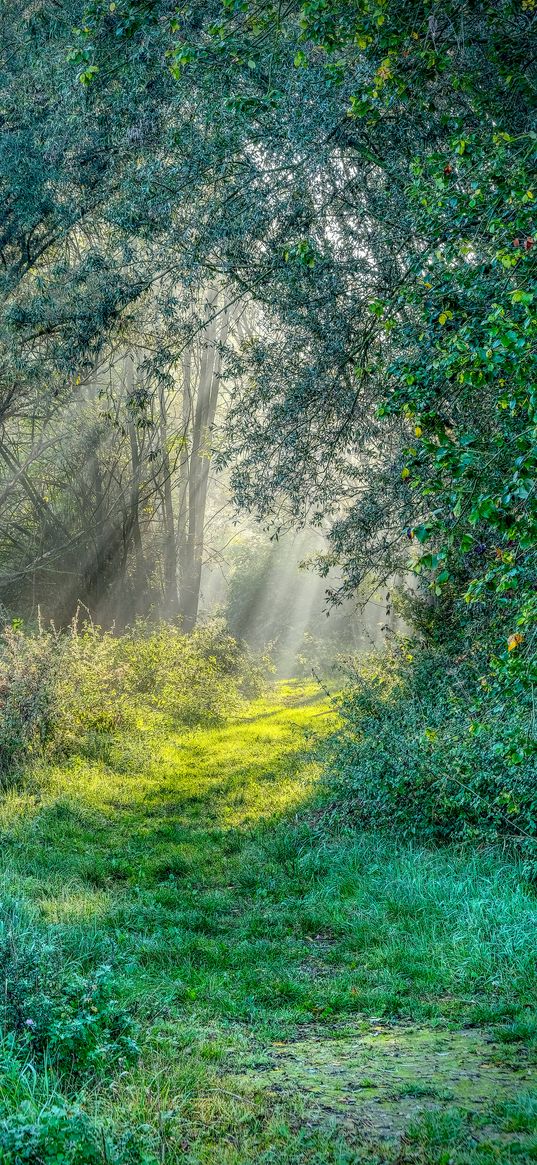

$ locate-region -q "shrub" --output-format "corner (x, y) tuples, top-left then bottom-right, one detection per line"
(0, 1102), (160, 1165)
(0, 628), (58, 785)
(115, 620), (268, 727)
(0, 1104), (103, 1165)
(55, 620), (134, 740)
(0, 904), (158, 1165)
(0, 616), (268, 774)
(328, 639), (536, 854)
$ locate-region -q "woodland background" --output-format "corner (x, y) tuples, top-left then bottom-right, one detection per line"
(0, 5), (536, 1159)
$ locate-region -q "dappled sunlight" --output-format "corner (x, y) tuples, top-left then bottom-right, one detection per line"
(0, 4), (533, 1159)
(0, 685), (335, 897)
(0, 685), (536, 1163)
(61, 684), (333, 819)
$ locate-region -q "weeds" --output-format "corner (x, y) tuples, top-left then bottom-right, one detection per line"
(0, 616), (268, 781)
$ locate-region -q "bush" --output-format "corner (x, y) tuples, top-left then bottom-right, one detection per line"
(0, 904), (158, 1164)
(0, 628), (58, 785)
(0, 616), (268, 774)
(0, 1103), (103, 1165)
(54, 620), (134, 740)
(114, 620), (268, 727)
(0, 1102), (160, 1165)
(328, 639), (536, 854)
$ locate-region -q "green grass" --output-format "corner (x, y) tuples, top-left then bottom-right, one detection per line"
(1, 680), (537, 1162)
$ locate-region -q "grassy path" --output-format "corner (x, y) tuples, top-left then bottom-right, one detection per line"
(1, 683), (537, 1162)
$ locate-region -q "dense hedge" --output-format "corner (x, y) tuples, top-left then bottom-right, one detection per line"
(328, 640), (536, 857)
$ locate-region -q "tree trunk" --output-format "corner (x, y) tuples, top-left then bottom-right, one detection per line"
(179, 291), (228, 632)
(124, 353), (147, 620)
(159, 382), (179, 618)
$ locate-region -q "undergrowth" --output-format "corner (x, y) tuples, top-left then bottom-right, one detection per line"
(0, 613), (536, 1161)
(327, 626), (536, 856)
(0, 617), (268, 783)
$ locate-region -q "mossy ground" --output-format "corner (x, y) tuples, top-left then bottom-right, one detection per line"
(1, 681), (537, 1162)
(234, 1024), (534, 1138)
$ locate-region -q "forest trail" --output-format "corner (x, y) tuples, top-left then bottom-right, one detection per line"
(2, 682), (536, 1162)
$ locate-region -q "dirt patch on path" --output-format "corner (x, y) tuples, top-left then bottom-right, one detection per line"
(234, 1023), (533, 1140)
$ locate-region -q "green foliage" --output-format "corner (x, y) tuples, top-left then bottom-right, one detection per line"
(0, 898), (139, 1082)
(329, 637), (536, 852)
(0, 689), (536, 1161)
(0, 619), (267, 778)
(3, 3), (532, 751)
(115, 621), (268, 723)
(0, 898), (145, 1165)
(0, 628), (58, 783)
(382, 126), (536, 735)
(4, 4), (537, 1162)
(173, 0), (536, 768)
(0, 1103), (103, 1165)
(0, 1094), (159, 1164)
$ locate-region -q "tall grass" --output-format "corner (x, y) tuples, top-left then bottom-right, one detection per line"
(0, 616), (268, 782)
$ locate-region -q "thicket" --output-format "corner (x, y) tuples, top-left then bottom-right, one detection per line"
(161, 0), (534, 848)
(0, 1), (534, 841)
(328, 587), (536, 856)
(0, 617), (267, 782)
(145, 0), (535, 804)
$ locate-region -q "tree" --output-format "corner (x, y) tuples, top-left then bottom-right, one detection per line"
(0, 282), (236, 628)
(0, 0), (534, 727)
